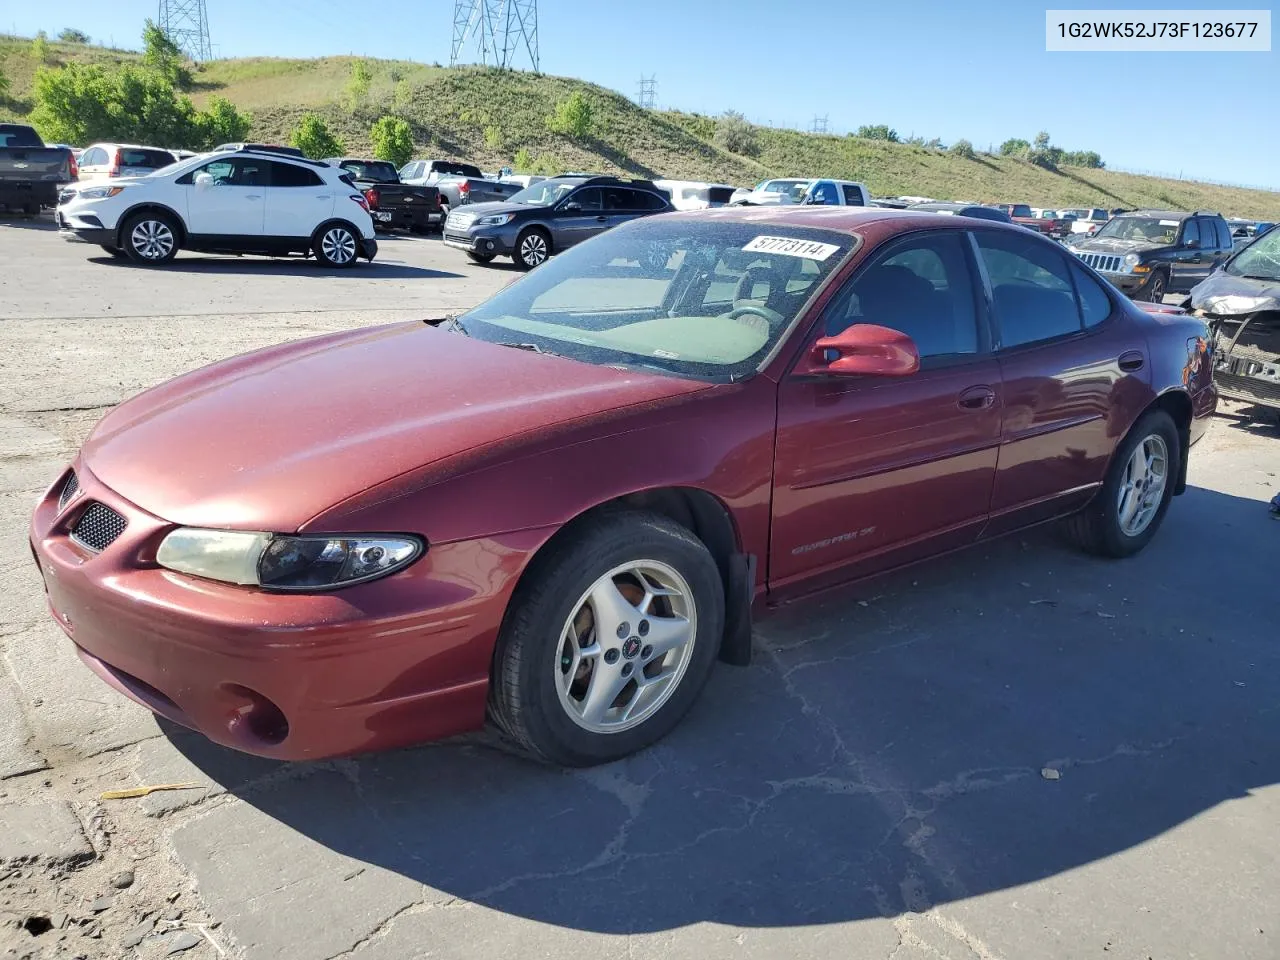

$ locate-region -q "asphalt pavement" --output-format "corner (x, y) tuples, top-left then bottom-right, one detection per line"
(1, 214), (1276, 960)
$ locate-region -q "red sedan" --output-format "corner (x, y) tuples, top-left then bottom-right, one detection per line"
(30, 208), (1218, 767)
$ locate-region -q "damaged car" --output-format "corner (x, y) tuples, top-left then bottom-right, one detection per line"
(1188, 224), (1280, 414)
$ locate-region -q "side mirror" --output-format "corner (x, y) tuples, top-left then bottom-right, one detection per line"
(563, 201), (582, 212)
(194, 172), (216, 189)
(804, 324), (921, 377)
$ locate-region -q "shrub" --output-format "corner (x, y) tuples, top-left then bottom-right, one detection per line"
(714, 110), (758, 156)
(387, 66), (404, 83)
(142, 19), (192, 90)
(483, 124), (503, 150)
(0, 65), (8, 101)
(546, 91), (595, 140)
(194, 96), (252, 149)
(370, 116), (414, 168)
(999, 138), (1030, 157)
(948, 139), (976, 159)
(512, 147), (533, 171)
(855, 124), (899, 142)
(345, 59), (372, 106)
(291, 114), (344, 159)
(31, 62), (197, 147)
(32, 32), (53, 66)
(58, 28), (90, 43)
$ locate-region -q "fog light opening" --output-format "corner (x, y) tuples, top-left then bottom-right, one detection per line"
(222, 684), (289, 746)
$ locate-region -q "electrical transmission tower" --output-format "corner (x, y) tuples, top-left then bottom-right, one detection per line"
(158, 0), (212, 61)
(450, 0), (540, 71)
(637, 74), (657, 109)
(809, 114), (828, 134)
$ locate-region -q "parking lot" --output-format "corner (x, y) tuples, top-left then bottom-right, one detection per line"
(1, 216), (1277, 960)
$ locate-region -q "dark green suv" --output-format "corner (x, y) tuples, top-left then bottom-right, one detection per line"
(1068, 209), (1234, 302)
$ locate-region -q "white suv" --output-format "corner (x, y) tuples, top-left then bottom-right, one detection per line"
(56, 149), (377, 267)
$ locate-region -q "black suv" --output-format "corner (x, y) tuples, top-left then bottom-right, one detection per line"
(442, 175), (673, 269)
(1068, 209), (1234, 302)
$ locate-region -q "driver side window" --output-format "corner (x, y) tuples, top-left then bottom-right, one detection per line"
(568, 188), (603, 211)
(825, 232), (981, 361)
(1180, 219), (1200, 246)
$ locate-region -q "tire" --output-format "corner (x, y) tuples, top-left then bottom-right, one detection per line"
(489, 511), (725, 766)
(313, 222), (360, 268)
(99, 245), (126, 259)
(1064, 409), (1181, 558)
(121, 211), (179, 264)
(466, 251), (496, 264)
(513, 227), (551, 270)
(1144, 270), (1168, 303)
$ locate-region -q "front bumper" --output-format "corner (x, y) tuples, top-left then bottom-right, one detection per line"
(56, 207), (118, 246)
(1099, 270), (1157, 295)
(29, 463), (506, 760)
(441, 229), (515, 256)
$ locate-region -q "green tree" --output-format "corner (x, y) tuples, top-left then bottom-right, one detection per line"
(58, 28), (90, 43)
(855, 124), (899, 142)
(512, 147), (533, 171)
(999, 137), (1030, 156)
(546, 91), (595, 140)
(949, 138), (976, 159)
(291, 113), (344, 159)
(370, 115), (413, 168)
(345, 59), (372, 106)
(142, 19), (192, 90)
(1063, 150), (1104, 169)
(32, 32), (53, 66)
(194, 96), (253, 149)
(30, 63), (125, 144)
(714, 110), (758, 156)
(113, 66), (198, 146)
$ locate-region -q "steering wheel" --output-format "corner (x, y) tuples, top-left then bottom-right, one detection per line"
(727, 304), (784, 327)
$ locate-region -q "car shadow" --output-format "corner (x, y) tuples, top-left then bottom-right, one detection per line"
(165, 482), (1275, 933)
(0, 213), (58, 231)
(85, 256), (464, 280)
(1215, 405), (1280, 437)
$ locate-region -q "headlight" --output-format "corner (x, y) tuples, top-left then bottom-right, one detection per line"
(475, 213), (514, 226)
(1123, 253), (1140, 266)
(156, 528), (424, 591)
(76, 186), (127, 200)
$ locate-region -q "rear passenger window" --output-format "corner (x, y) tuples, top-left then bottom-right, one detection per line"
(841, 184), (865, 205)
(1213, 219), (1232, 250)
(269, 161), (323, 187)
(975, 231), (1081, 347)
(827, 232), (981, 360)
(1070, 262), (1113, 328)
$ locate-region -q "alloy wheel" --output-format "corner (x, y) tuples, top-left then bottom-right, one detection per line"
(130, 219), (175, 261)
(554, 560), (698, 734)
(321, 228), (356, 264)
(1147, 274), (1166, 303)
(519, 232), (548, 267)
(1117, 434), (1168, 537)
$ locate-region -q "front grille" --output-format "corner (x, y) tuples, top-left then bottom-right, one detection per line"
(1075, 252), (1123, 273)
(1216, 371), (1280, 405)
(70, 503), (128, 552)
(444, 232), (473, 245)
(58, 472), (80, 509)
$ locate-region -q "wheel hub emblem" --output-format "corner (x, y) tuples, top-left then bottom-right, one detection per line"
(622, 636), (641, 659)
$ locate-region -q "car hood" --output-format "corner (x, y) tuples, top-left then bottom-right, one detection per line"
(80, 322), (710, 531)
(448, 200), (530, 219)
(1072, 236), (1165, 255)
(1190, 271), (1280, 315)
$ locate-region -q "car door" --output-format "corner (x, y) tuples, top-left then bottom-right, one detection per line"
(555, 187), (607, 247)
(1206, 218), (1233, 273)
(180, 157), (267, 237)
(770, 229), (1003, 592)
(262, 160), (333, 239)
(973, 229), (1149, 535)
(78, 146), (108, 182)
(1167, 217), (1203, 292)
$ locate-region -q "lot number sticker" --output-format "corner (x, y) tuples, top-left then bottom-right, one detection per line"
(743, 235), (841, 261)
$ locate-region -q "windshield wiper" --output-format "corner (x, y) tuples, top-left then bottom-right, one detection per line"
(1238, 274), (1280, 281)
(499, 341), (550, 354)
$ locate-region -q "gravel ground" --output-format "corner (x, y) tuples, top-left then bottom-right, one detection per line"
(1, 213), (1276, 960)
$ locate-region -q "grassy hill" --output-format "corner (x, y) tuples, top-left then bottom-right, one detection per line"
(4, 35), (1279, 219)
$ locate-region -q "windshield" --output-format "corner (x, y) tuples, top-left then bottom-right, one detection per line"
(148, 153), (212, 179)
(1093, 216), (1180, 244)
(761, 179), (806, 195)
(1226, 226), (1280, 281)
(457, 218), (856, 381)
(508, 180), (579, 206)
(0, 125), (44, 148)
(1008, 205), (1033, 218)
(340, 161), (398, 182)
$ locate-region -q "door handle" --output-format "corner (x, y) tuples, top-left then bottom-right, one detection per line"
(1118, 351), (1145, 372)
(595, 215), (608, 221)
(244, 194), (262, 200)
(958, 385), (996, 410)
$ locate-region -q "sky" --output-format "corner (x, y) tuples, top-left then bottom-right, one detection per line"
(6, 0), (1278, 188)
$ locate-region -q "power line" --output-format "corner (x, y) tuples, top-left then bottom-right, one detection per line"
(637, 74), (657, 110)
(157, 0), (212, 61)
(451, 0), (539, 71)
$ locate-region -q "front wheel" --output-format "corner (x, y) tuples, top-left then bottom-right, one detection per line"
(466, 251), (496, 264)
(100, 245), (127, 259)
(313, 223), (360, 268)
(489, 512), (724, 766)
(1144, 270), (1168, 303)
(121, 211), (179, 264)
(1064, 409), (1180, 558)
(513, 228), (550, 270)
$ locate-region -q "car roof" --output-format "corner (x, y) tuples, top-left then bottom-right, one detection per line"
(1122, 209), (1219, 220)
(661, 205), (1030, 236)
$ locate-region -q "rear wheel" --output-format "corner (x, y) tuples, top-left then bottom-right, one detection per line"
(489, 512), (724, 766)
(121, 211), (179, 264)
(1064, 409), (1180, 558)
(513, 228), (550, 270)
(313, 223), (359, 268)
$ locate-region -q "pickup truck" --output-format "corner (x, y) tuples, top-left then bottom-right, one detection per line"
(398, 158), (522, 211)
(323, 158), (440, 233)
(995, 203), (1071, 238)
(730, 178), (869, 207)
(0, 124), (77, 213)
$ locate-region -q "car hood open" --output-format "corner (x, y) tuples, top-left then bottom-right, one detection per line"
(1190, 271), (1280, 315)
(80, 322), (710, 531)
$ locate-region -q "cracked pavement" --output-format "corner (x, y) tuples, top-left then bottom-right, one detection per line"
(2, 217), (1278, 959)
